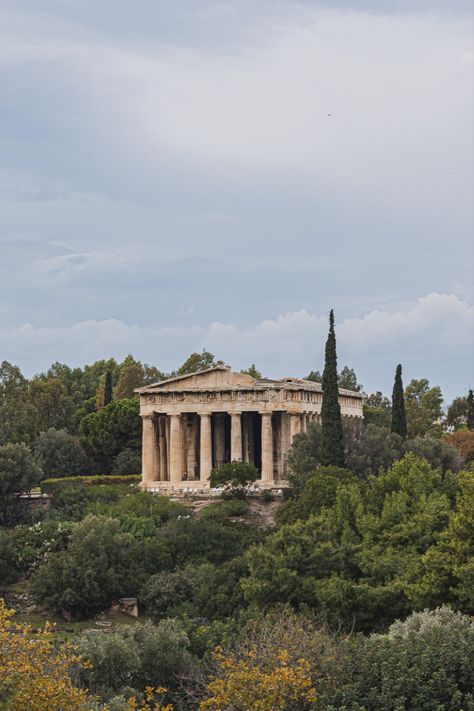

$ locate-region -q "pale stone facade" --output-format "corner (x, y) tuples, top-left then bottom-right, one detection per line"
(137, 366), (364, 491)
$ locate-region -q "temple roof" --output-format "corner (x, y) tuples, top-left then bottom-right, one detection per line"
(136, 366), (363, 399)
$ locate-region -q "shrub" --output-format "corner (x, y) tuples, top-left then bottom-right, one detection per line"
(79, 398), (141, 473)
(112, 448), (142, 475)
(40, 474), (140, 493)
(444, 430), (474, 462)
(0, 530), (19, 585)
(79, 619), (193, 699)
(45, 481), (139, 521)
(210, 461), (259, 499)
(0, 599), (100, 711)
(327, 607), (474, 711)
(33, 428), (90, 479)
(244, 456), (456, 631)
(0, 443), (43, 526)
(30, 515), (144, 617)
(276, 466), (358, 525)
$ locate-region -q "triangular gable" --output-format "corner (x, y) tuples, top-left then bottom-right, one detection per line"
(136, 366), (256, 392)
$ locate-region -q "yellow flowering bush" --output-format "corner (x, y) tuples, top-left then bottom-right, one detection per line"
(200, 646), (316, 711)
(0, 599), (173, 711)
(0, 598), (98, 710)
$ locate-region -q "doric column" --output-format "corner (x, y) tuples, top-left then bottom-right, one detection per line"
(168, 414), (183, 486)
(199, 413), (212, 485)
(141, 415), (157, 486)
(230, 412), (242, 461)
(158, 417), (167, 481)
(260, 412), (274, 483)
(289, 413), (301, 443)
(214, 414), (226, 468)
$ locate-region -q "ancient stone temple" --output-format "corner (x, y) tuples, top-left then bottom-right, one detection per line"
(138, 366), (364, 491)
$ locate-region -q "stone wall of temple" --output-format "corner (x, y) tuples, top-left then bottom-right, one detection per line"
(138, 366), (364, 491)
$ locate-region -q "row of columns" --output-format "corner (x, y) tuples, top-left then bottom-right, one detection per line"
(142, 410), (319, 487)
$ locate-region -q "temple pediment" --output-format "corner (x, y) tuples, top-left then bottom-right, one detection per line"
(137, 366), (256, 393)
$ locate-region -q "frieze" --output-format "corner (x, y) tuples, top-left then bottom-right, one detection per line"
(141, 388), (312, 405)
(142, 388), (325, 407)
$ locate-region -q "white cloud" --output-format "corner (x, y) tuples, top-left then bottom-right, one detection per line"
(1, 293), (472, 400)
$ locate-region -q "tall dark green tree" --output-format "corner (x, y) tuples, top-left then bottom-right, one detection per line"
(103, 370), (113, 407)
(467, 389), (474, 431)
(320, 310), (345, 466)
(391, 364), (407, 439)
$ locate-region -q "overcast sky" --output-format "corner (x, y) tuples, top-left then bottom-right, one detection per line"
(1, 0), (473, 402)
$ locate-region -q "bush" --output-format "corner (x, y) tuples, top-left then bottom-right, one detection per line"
(79, 398), (141, 473)
(326, 607), (474, 711)
(40, 475), (140, 493)
(210, 461), (259, 499)
(244, 455), (456, 631)
(33, 428), (91, 479)
(45, 481), (140, 522)
(112, 448), (142, 475)
(444, 430), (474, 462)
(276, 466), (359, 525)
(140, 558), (249, 623)
(200, 499), (248, 521)
(407, 434), (464, 473)
(0, 530), (19, 585)
(78, 619), (193, 700)
(0, 443), (43, 526)
(30, 515), (144, 618)
(10, 520), (73, 575)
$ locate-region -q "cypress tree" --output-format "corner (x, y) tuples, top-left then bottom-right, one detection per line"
(467, 389), (474, 430)
(104, 370), (113, 407)
(391, 364), (407, 439)
(320, 310), (345, 466)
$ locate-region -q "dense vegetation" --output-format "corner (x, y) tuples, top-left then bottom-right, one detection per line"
(1, 344), (473, 709)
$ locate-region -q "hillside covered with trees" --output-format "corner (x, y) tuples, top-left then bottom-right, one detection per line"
(1, 328), (474, 710)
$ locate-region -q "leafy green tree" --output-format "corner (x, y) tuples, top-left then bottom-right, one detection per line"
(413, 469), (474, 611)
(405, 378), (443, 437)
(307, 366), (362, 392)
(327, 607), (474, 711)
(276, 466), (359, 525)
(467, 389), (474, 430)
(391, 364), (407, 439)
(177, 350), (224, 376)
(114, 364), (144, 400)
(0, 443), (43, 525)
(343, 423), (405, 479)
(79, 619), (192, 699)
(446, 396), (468, 430)
(406, 434), (463, 473)
(240, 364), (262, 379)
(305, 370), (322, 383)
(142, 364), (166, 384)
(144, 515), (257, 570)
(112, 448), (142, 475)
(338, 366), (362, 392)
(34, 428), (90, 479)
(27, 377), (75, 435)
(210, 461), (259, 499)
(0, 361), (35, 445)
(79, 398), (141, 473)
(30, 515), (144, 617)
(140, 558), (247, 622)
(320, 310), (344, 467)
(287, 422), (322, 493)
(104, 370), (113, 406)
(364, 391), (391, 428)
(244, 455), (455, 630)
